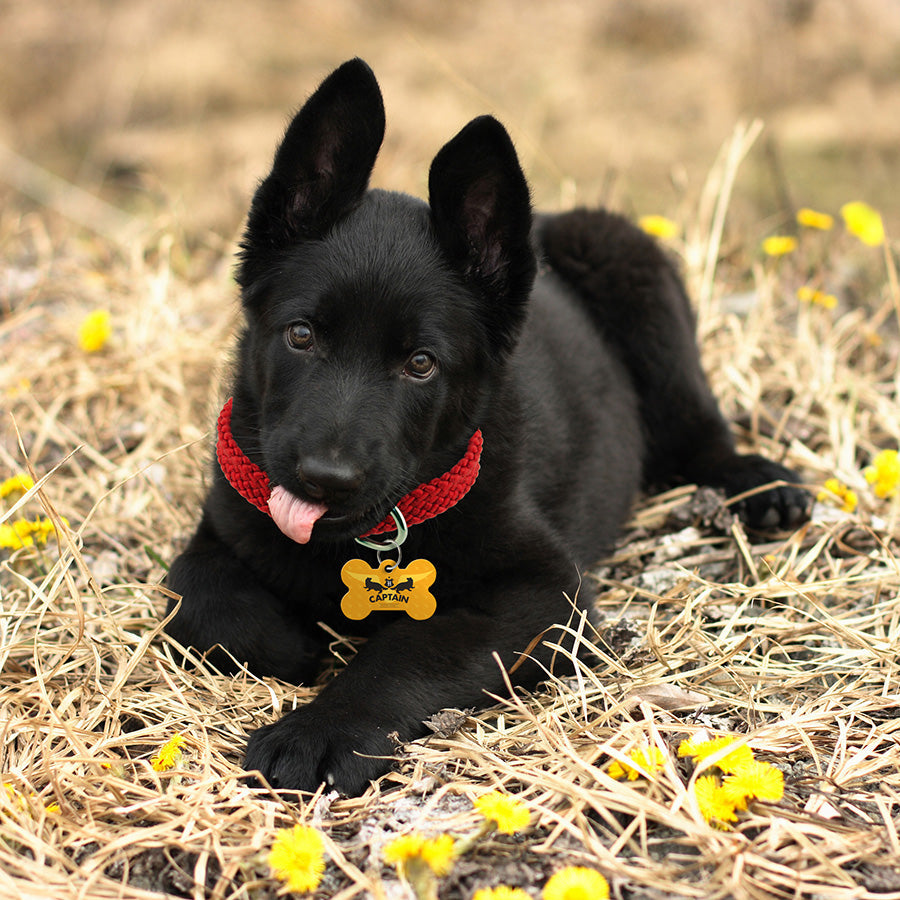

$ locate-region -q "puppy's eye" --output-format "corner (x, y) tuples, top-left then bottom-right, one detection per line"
(285, 322), (314, 351)
(403, 351), (437, 380)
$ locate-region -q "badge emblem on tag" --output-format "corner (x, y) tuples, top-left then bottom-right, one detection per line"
(340, 557), (437, 620)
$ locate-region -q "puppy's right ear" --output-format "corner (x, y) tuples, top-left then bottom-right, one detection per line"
(239, 59), (385, 280)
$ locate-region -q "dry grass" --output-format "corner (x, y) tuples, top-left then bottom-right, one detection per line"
(3, 125), (900, 900)
(3, 6), (900, 896)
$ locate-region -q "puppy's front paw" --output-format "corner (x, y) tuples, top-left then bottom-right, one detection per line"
(243, 705), (398, 795)
(709, 454), (810, 530)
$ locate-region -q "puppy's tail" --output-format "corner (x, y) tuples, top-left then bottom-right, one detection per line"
(536, 208), (692, 327)
(536, 208), (731, 487)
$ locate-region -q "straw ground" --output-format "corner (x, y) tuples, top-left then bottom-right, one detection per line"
(3, 111), (900, 900)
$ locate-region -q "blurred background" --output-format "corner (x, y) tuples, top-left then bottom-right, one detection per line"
(2, 0), (899, 256)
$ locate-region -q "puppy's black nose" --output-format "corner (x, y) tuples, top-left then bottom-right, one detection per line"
(297, 458), (364, 504)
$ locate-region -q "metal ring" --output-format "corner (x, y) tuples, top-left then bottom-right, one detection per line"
(354, 507), (408, 553)
(378, 544), (402, 572)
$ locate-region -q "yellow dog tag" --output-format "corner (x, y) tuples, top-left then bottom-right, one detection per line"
(340, 558), (437, 620)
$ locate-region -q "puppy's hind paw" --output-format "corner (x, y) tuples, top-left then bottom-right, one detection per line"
(707, 454), (811, 531)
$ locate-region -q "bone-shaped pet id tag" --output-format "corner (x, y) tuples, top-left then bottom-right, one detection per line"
(340, 557), (437, 620)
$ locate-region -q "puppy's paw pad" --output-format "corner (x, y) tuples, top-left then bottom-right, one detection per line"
(737, 483), (810, 530)
(709, 454), (811, 531)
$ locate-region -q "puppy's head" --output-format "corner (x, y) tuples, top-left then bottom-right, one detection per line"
(233, 59), (535, 543)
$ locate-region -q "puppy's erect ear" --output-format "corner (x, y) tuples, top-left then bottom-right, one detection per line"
(239, 59), (385, 281)
(429, 116), (536, 353)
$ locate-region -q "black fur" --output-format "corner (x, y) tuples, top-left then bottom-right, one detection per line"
(165, 59), (809, 794)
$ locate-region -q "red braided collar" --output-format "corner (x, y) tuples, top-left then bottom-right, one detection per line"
(215, 397), (482, 539)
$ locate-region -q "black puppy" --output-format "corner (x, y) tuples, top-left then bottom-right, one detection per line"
(166, 59), (807, 794)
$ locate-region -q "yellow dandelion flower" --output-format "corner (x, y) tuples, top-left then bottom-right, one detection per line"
(383, 833), (427, 872)
(419, 834), (455, 877)
(677, 735), (754, 774)
(797, 285), (837, 309)
(1, 784), (59, 817)
(78, 309), (112, 353)
(0, 516), (64, 550)
(722, 760), (784, 810)
(638, 215), (680, 240)
(543, 866), (610, 900)
(384, 832), (424, 866)
(693, 775), (738, 828)
(149, 733), (187, 772)
(607, 745), (667, 781)
(268, 824), (326, 894)
(865, 449), (900, 499)
(0, 474), (34, 499)
(0, 519), (38, 550)
(841, 201), (885, 247)
(4, 377), (32, 399)
(33, 517), (64, 542)
(864, 328), (883, 347)
(383, 832), (455, 877)
(817, 478), (857, 513)
(473, 791), (530, 834)
(2, 784), (30, 813)
(796, 207), (834, 231)
(474, 888), (532, 900)
(762, 235), (798, 257)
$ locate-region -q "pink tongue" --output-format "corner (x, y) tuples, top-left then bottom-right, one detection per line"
(268, 485), (328, 544)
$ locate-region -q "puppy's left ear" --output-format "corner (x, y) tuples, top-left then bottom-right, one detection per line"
(429, 116), (536, 354)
